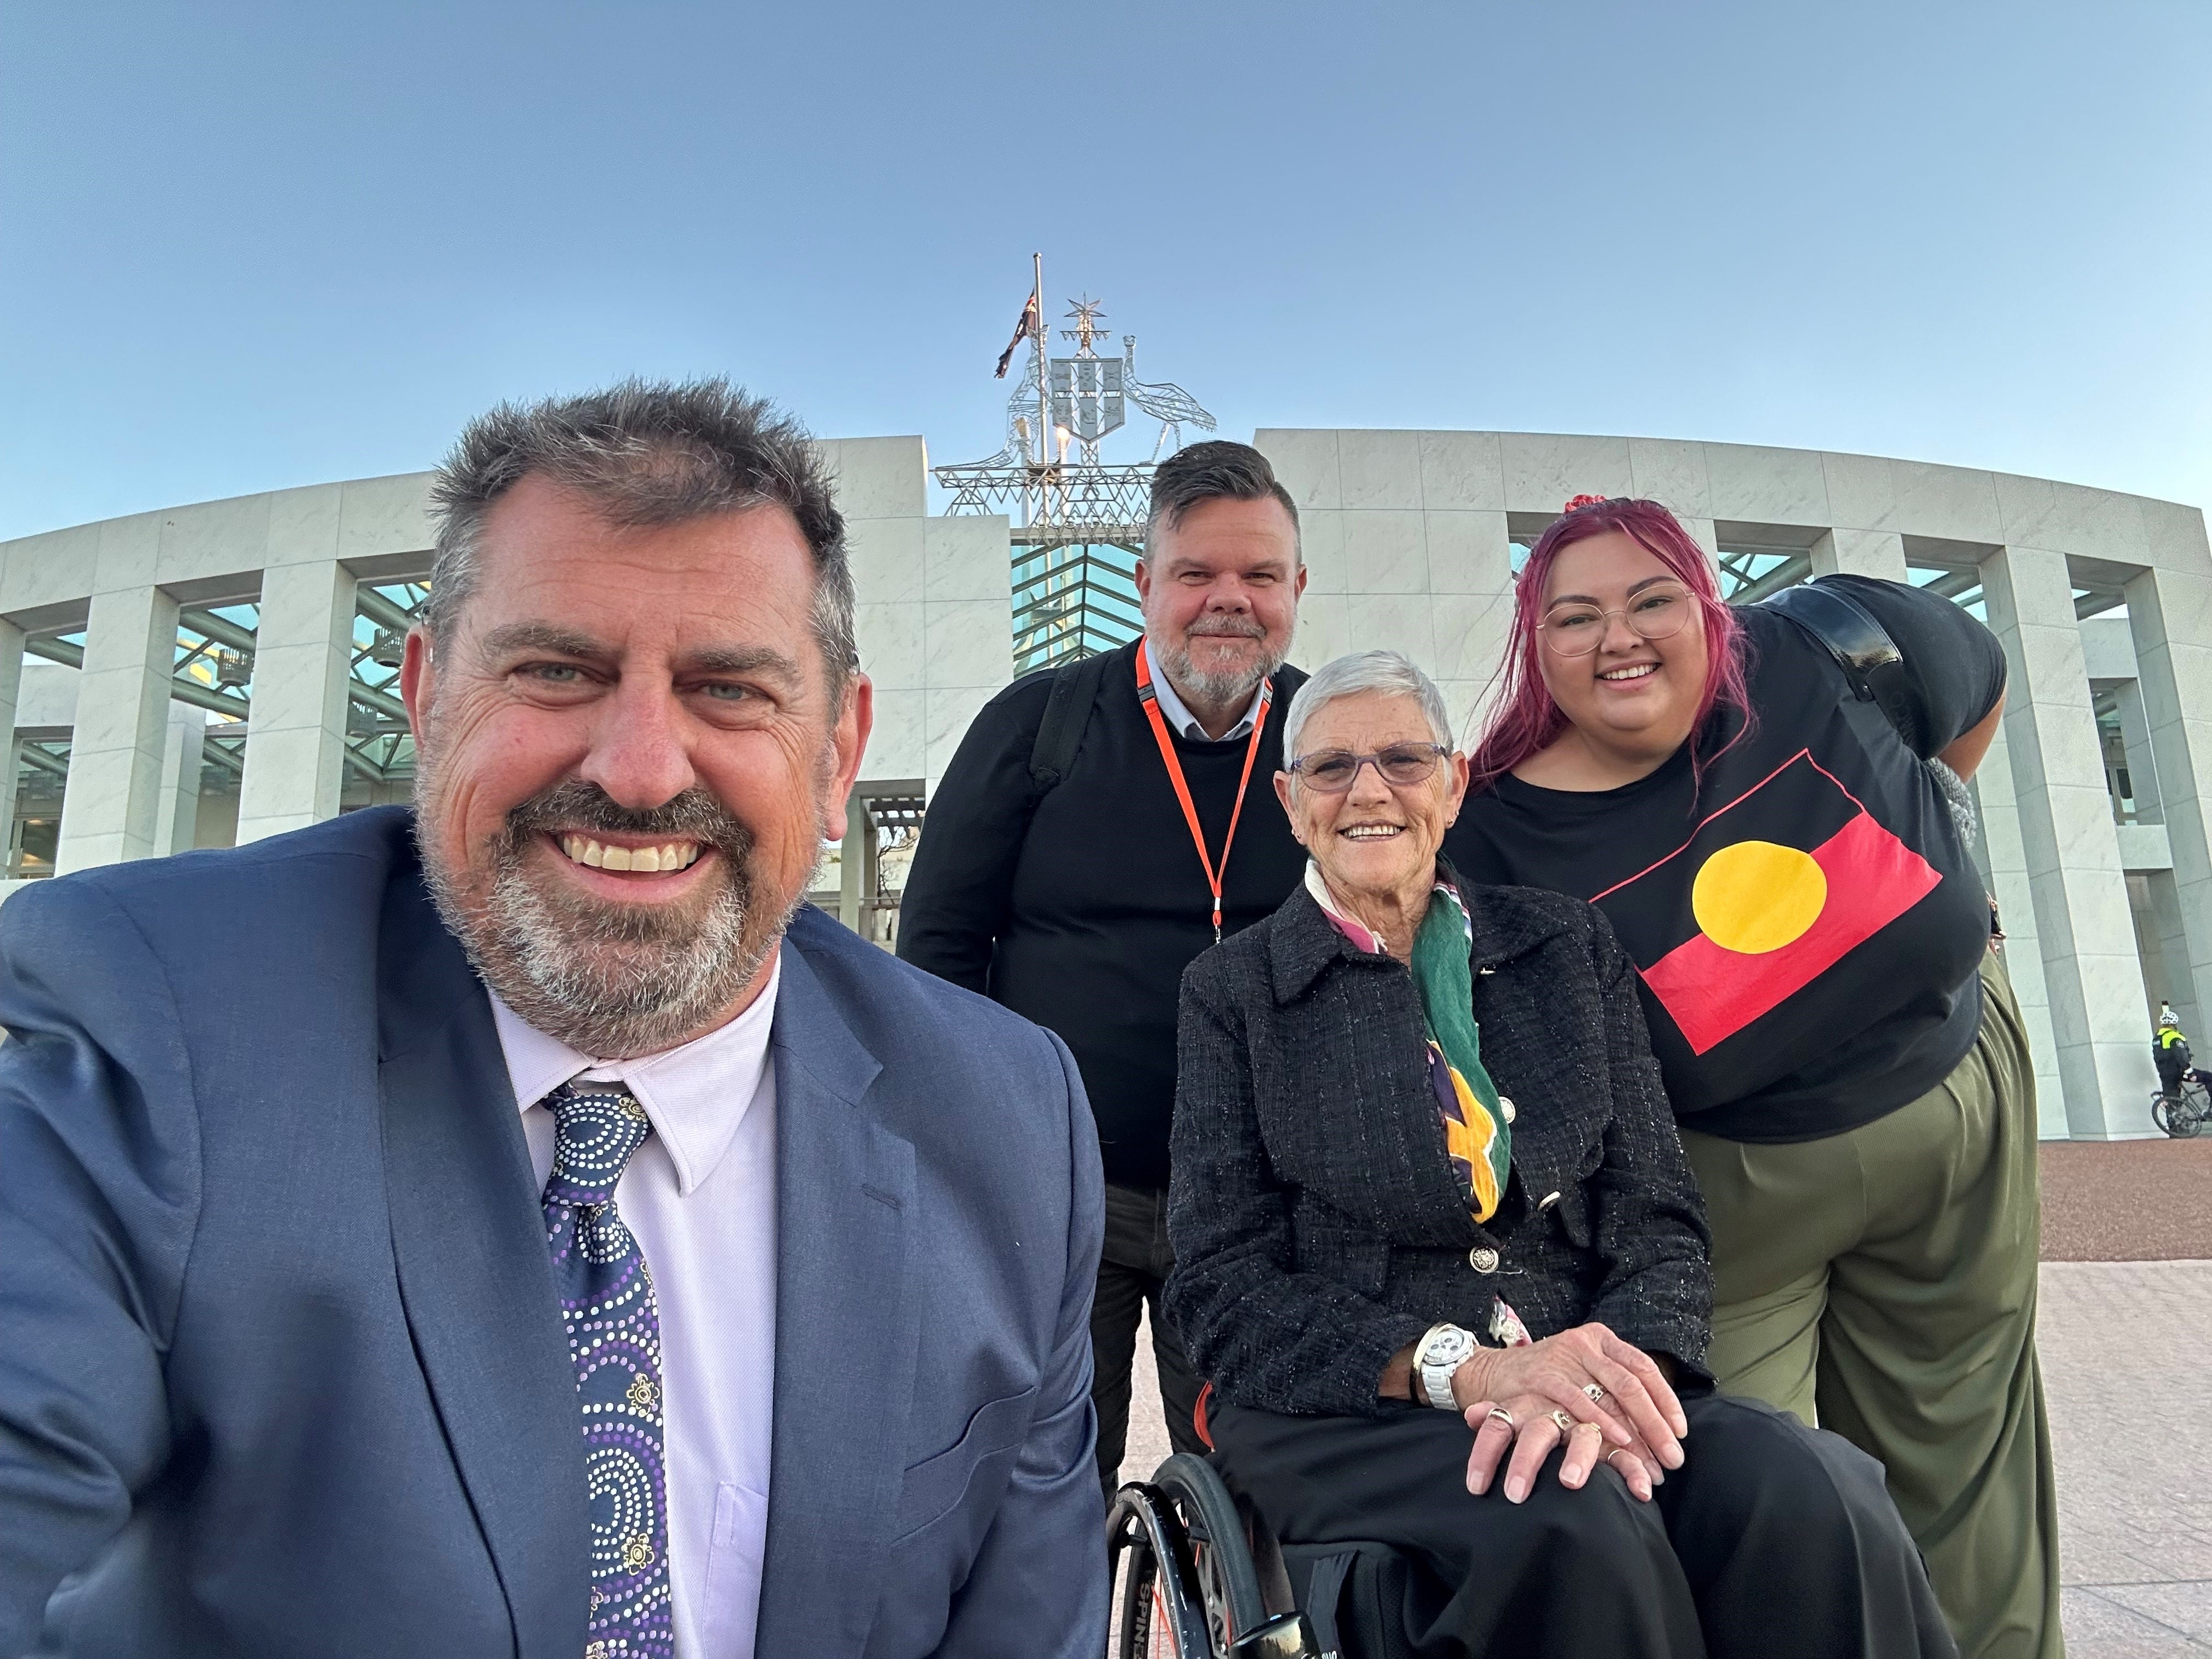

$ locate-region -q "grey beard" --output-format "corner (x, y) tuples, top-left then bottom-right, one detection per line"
(417, 775), (795, 1059)
(1154, 628), (1286, 709)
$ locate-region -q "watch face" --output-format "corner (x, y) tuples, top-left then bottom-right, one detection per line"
(1423, 1329), (1472, 1366)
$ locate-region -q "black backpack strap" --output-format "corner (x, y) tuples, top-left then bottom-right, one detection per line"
(1760, 579), (1921, 751)
(1026, 648), (1111, 795)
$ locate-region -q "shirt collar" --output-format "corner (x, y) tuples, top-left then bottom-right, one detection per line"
(490, 949), (782, 1197)
(1302, 860), (1469, 957)
(1145, 654), (1268, 743)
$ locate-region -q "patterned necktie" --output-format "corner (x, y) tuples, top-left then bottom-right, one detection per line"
(542, 1080), (674, 1659)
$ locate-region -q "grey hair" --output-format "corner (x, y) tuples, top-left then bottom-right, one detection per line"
(1143, 438), (1300, 558)
(1283, 650), (1454, 766)
(422, 377), (857, 704)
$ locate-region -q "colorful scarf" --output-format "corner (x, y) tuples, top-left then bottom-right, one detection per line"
(1306, 865), (1514, 1221)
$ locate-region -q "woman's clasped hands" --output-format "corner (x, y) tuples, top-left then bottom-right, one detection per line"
(1452, 1322), (1689, 1505)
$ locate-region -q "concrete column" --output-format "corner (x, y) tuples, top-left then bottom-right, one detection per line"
(0, 621), (25, 855)
(1812, 529), (1910, 581)
(154, 706), (205, 857)
(2124, 563), (2212, 1049)
(2109, 679), (2161, 823)
(236, 560), (357, 843)
(839, 794), (866, 933)
(55, 585), (180, 874)
(1972, 721), (2070, 1135)
(1979, 545), (2158, 1136)
(1679, 516), (1722, 577)
(2141, 869), (2202, 1036)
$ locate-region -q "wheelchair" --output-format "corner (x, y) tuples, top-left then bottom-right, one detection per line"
(1108, 1448), (1412, 1659)
(1108, 1451), (1315, 1658)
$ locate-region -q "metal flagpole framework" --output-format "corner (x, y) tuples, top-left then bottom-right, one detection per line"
(933, 257), (1216, 672)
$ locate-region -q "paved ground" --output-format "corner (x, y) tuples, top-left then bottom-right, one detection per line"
(2042, 1139), (2212, 1262)
(1119, 1137), (2212, 1655)
(2043, 1260), (2212, 1654)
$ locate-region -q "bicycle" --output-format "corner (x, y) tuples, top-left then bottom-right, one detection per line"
(2151, 1075), (2212, 1138)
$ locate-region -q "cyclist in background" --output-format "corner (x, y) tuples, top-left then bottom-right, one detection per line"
(2152, 1006), (2210, 1097)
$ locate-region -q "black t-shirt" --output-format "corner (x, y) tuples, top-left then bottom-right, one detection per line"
(896, 642), (1311, 1190)
(1444, 577), (2006, 1143)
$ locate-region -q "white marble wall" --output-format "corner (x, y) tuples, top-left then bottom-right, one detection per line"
(2126, 551), (2212, 1047)
(1974, 722), (2070, 1135)
(236, 559), (357, 843)
(825, 436), (1012, 791)
(55, 578), (179, 873)
(1813, 529), (1910, 582)
(155, 706), (205, 858)
(1973, 545), (2153, 1136)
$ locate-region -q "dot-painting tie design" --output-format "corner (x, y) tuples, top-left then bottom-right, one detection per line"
(543, 1081), (673, 1659)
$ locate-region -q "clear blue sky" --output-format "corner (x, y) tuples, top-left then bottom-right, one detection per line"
(4, 1), (2207, 541)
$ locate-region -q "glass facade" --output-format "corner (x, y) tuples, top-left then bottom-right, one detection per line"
(1011, 541), (1143, 673)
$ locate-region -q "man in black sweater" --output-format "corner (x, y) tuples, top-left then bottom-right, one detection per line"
(897, 442), (1311, 1491)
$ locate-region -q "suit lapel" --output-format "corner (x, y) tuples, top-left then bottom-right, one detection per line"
(376, 867), (589, 1659)
(753, 927), (917, 1659)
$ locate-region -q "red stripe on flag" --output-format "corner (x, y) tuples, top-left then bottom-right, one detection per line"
(1638, 812), (1941, 1056)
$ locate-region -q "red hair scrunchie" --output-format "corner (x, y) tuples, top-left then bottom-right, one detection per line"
(1563, 494), (1611, 513)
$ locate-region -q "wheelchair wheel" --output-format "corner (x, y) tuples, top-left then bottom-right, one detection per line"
(1153, 1454), (1270, 1647)
(1108, 1482), (1216, 1658)
(1110, 1459), (1317, 1658)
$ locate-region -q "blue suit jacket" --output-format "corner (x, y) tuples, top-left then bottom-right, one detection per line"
(0, 807), (1107, 1657)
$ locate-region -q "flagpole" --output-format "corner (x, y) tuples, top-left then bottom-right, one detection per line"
(1035, 253), (1052, 524)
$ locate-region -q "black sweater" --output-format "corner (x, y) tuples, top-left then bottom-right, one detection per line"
(897, 642), (1310, 1190)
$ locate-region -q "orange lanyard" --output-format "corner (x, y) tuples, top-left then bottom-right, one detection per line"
(1135, 637), (1275, 944)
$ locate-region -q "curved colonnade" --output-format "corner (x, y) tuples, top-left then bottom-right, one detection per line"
(4, 429), (2205, 1139)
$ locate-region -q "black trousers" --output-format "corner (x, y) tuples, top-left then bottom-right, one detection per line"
(1211, 1390), (1956, 1659)
(1091, 1182), (1208, 1493)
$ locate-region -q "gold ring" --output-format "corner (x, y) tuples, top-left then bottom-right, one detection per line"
(1548, 1408), (1575, 1435)
(1583, 1382), (1606, 1404)
(1486, 1407), (1515, 1429)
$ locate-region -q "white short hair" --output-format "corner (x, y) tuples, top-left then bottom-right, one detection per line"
(1283, 650), (1453, 764)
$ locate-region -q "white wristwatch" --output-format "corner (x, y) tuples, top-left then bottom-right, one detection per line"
(1414, 1322), (1479, 1410)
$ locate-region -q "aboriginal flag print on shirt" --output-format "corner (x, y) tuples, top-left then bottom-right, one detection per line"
(1446, 579), (2006, 1144)
(1592, 751), (1940, 1056)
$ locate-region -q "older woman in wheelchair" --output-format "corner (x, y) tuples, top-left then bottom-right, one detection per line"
(1148, 651), (1954, 1659)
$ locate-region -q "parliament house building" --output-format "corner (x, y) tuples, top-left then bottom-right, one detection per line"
(3, 427), (2205, 1141)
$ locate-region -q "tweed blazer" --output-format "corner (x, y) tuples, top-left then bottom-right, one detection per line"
(1164, 865), (1712, 1419)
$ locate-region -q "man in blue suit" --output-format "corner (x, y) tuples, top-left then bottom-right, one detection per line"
(0, 380), (1108, 1657)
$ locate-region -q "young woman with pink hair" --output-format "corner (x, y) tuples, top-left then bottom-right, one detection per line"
(1442, 497), (2058, 1659)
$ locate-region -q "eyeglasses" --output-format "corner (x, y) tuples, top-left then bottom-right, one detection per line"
(1538, 584), (1695, 657)
(1286, 743), (1451, 793)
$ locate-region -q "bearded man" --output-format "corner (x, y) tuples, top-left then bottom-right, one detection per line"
(898, 441), (1310, 1493)
(0, 381), (1106, 1659)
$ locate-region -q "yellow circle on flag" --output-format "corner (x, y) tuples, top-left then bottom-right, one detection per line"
(1691, 840), (1827, 955)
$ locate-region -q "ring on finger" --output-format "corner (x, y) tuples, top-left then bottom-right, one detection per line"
(1486, 1407), (1515, 1429)
(1548, 1408), (1575, 1435)
(1583, 1382), (1607, 1404)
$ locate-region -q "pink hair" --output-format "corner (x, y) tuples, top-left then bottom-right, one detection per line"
(1466, 497), (1752, 792)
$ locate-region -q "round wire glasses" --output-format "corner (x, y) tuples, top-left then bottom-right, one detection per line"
(1537, 583), (1696, 657)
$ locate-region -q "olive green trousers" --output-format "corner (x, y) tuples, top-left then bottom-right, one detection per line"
(1680, 950), (2063, 1659)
